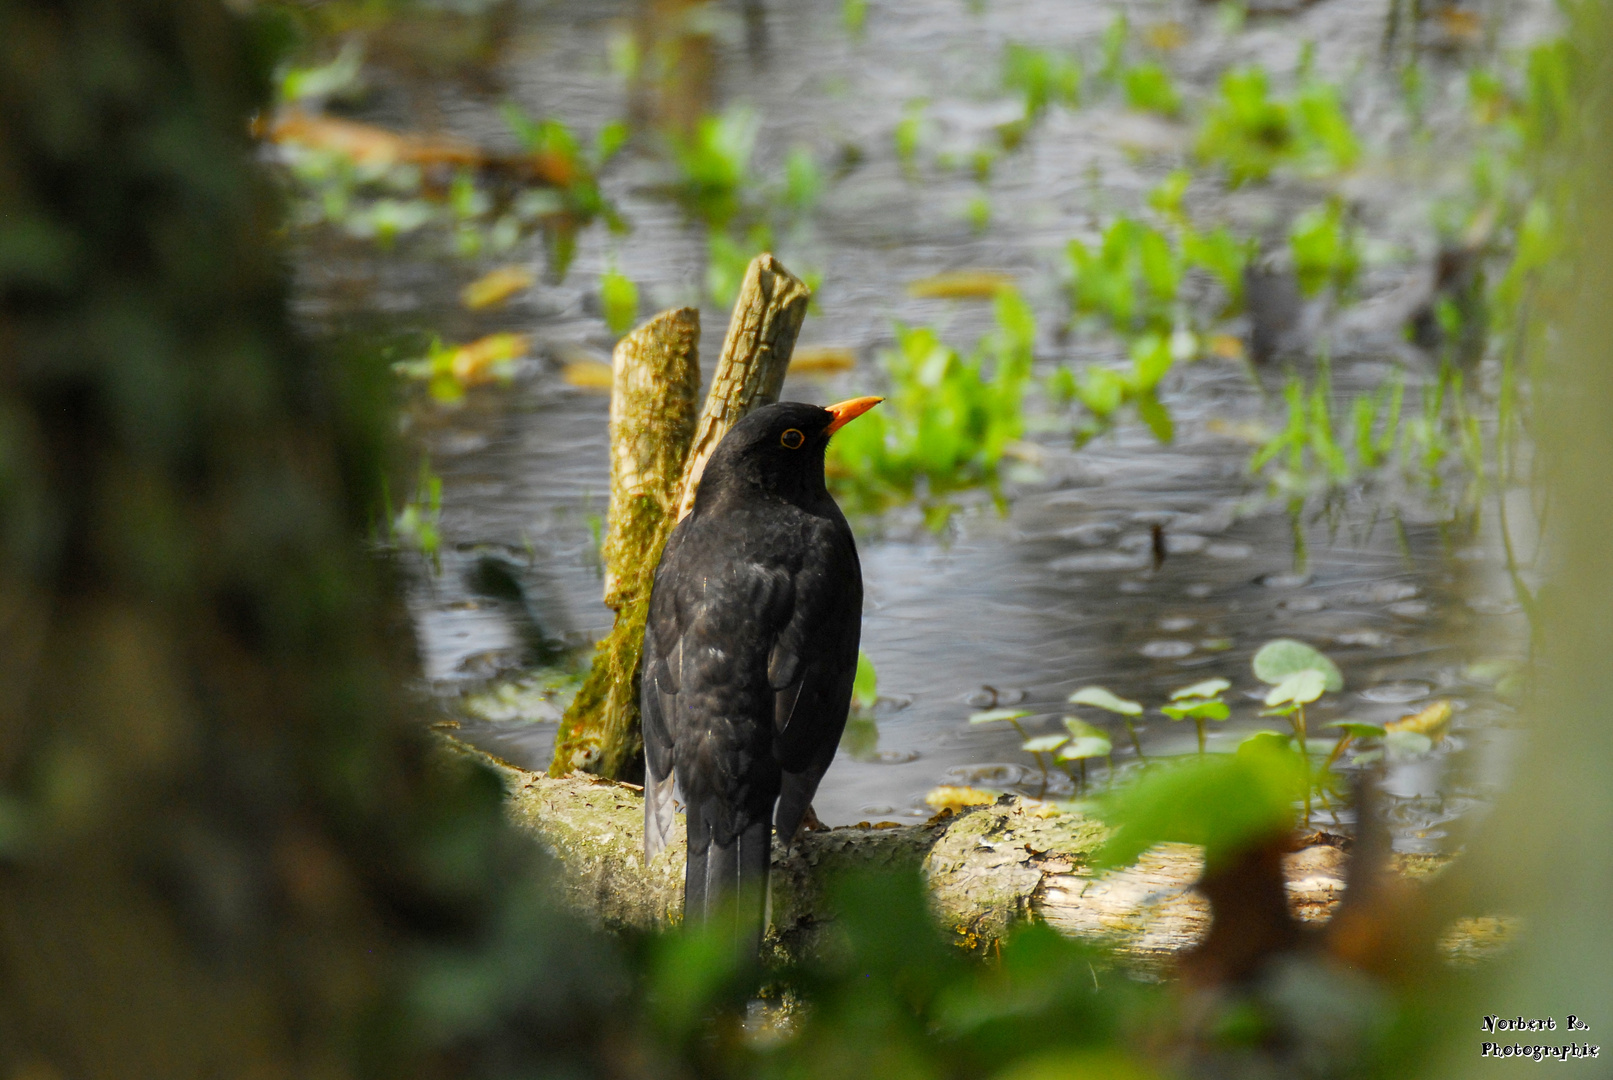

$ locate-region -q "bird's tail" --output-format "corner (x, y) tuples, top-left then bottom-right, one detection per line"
(684, 806), (770, 957)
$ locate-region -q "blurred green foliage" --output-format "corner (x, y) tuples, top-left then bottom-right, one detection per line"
(827, 289), (1034, 525)
(1195, 66), (1360, 185)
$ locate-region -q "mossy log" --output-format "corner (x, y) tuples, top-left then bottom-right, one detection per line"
(550, 256), (811, 779)
(454, 737), (1421, 972)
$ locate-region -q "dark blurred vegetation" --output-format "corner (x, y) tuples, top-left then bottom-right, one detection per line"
(2, 0), (1610, 1076)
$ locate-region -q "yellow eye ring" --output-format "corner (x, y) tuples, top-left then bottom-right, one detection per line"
(780, 428), (805, 449)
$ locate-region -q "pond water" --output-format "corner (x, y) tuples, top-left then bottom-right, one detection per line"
(289, 0), (1546, 850)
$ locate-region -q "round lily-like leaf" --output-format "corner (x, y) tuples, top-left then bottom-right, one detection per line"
(1161, 698), (1231, 722)
(1327, 721), (1386, 739)
(1252, 638), (1343, 692)
(1170, 677), (1230, 701)
(1239, 730), (1293, 753)
(1022, 734), (1069, 753)
(1068, 686), (1142, 716)
(969, 708), (1032, 725)
(1057, 735), (1113, 761)
(1263, 668), (1326, 707)
(1384, 729), (1434, 758)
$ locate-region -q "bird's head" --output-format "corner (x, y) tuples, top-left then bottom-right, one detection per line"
(700, 397), (882, 505)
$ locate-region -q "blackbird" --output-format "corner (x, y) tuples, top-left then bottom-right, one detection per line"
(642, 396), (882, 951)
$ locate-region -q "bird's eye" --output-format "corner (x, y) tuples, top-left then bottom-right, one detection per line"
(780, 428), (805, 449)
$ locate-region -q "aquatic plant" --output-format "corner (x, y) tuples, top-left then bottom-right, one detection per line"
(827, 288), (1034, 526)
(1068, 686), (1145, 760)
(1288, 194), (1359, 298)
(668, 107), (759, 230)
(1252, 638), (1343, 821)
(1161, 677), (1231, 754)
(1194, 65), (1360, 185)
(1001, 43), (1082, 121)
(386, 457), (444, 570)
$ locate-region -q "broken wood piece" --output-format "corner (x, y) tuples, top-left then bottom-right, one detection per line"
(674, 253), (812, 520)
(549, 309), (701, 779)
(603, 308), (702, 610)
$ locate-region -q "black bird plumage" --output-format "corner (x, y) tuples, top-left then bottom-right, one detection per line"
(641, 397), (879, 952)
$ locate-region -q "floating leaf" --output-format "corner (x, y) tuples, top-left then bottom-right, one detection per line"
(906, 271), (1015, 300)
(460, 265), (534, 310)
(1384, 729), (1434, 758)
(969, 708), (1032, 725)
(1022, 735), (1070, 753)
(561, 360), (613, 390)
(1264, 669), (1326, 707)
(924, 785), (997, 812)
(1170, 677), (1230, 701)
(1386, 699), (1453, 741)
(1068, 687), (1142, 716)
(789, 346), (858, 375)
(1252, 638), (1343, 691)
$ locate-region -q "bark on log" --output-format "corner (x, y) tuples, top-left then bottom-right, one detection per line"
(551, 309), (701, 778)
(452, 736), (1466, 973)
(550, 255), (811, 779)
(601, 308), (702, 610)
(673, 253), (812, 521)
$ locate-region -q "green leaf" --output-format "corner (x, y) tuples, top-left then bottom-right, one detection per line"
(1171, 678), (1230, 701)
(1095, 735), (1305, 870)
(1327, 721), (1386, 739)
(1022, 735), (1070, 753)
(1251, 638), (1343, 691)
(1264, 669), (1326, 707)
(970, 708), (1032, 725)
(1161, 699), (1230, 722)
(1068, 687), (1142, 716)
(1057, 734), (1112, 761)
(853, 650), (878, 710)
(600, 268), (639, 335)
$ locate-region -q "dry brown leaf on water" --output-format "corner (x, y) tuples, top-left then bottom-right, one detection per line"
(1142, 21), (1187, 50)
(906, 271), (1015, 300)
(1432, 6), (1484, 43)
(451, 333), (529, 386)
(263, 109), (576, 186)
(1386, 699), (1453, 741)
(561, 360), (614, 391)
(924, 785), (998, 813)
(1205, 417), (1270, 445)
(1208, 333), (1245, 360)
(461, 266), (535, 310)
(788, 346), (858, 376)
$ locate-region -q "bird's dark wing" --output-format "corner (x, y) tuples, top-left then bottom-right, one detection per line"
(642, 524), (689, 861)
(769, 521), (862, 843)
(641, 615), (680, 860)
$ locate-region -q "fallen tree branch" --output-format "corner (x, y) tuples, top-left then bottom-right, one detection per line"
(452, 735), (1462, 971)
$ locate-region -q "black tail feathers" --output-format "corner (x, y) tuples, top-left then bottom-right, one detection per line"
(684, 809), (771, 957)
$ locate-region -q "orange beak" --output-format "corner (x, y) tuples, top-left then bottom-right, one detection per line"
(823, 396), (883, 436)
